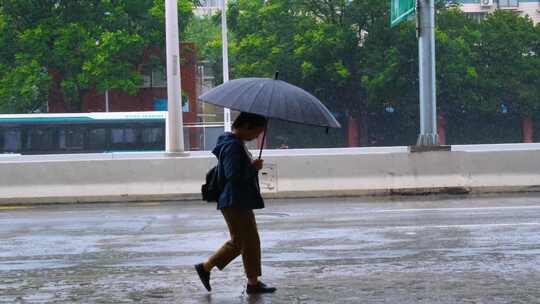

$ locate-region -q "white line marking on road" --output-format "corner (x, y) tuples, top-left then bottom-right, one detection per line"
(391, 222), (540, 230)
(0, 206), (32, 210)
(375, 205), (540, 213)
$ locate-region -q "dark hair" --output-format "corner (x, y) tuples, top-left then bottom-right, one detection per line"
(232, 112), (267, 130)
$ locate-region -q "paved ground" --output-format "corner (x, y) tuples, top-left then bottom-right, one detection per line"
(1, 194), (540, 303)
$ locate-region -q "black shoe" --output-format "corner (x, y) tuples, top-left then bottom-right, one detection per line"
(194, 263), (211, 291)
(246, 282), (276, 294)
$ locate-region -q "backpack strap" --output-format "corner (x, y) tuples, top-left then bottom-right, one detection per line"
(216, 146), (225, 187)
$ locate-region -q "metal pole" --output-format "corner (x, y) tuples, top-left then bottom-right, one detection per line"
(165, 0), (186, 154)
(105, 89), (109, 112)
(222, 0), (232, 132)
(416, 0), (438, 146)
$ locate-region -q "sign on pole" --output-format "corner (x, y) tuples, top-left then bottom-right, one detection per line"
(391, 0), (416, 27)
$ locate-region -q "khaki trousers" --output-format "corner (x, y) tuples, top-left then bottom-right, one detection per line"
(207, 208), (262, 278)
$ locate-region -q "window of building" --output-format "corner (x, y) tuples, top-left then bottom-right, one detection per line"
(199, 0), (220, 8)
(141, 66), (167, 88)
(151, 68), (167, 87)
(466, 12), (488, 22)
(498, 0), (519, 7)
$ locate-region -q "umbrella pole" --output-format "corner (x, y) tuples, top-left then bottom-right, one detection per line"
(258, 119), (269, 159)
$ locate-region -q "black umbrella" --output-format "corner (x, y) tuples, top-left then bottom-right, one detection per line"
(198, 74), (341, 158)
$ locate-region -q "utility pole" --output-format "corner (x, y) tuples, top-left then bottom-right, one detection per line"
(416, 0), (438, 146)
(165, 0), (187, 155)
(105, 90), (110, 112)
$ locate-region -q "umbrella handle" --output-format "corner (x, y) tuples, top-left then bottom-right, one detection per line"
(258, 120), (269, 160)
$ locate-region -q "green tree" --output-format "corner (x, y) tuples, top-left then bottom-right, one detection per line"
(227, 0), (304, 81)
(0, 0), (194, 113)
(475, 10), (538, 116)
(200, 1), (538, 145)
(435, 8), (480, 115)
(184, 14), (222, 83)
(226, 0), (394, 146)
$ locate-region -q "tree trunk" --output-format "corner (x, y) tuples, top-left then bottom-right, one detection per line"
(437, 113), (447, 145)
(347, 115), (359, 147)
(348, 111), (369, 147)
(73, 85), (84, 112)
(522, 116), (534, 143)
(359, 110), (369, 146)
(47, 69), (68, 113)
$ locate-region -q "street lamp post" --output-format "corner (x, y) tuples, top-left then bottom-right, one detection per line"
(165, 0), (187, 155)
(221, 0), (232, 132)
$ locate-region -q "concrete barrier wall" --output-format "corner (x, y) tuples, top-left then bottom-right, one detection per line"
(0, 155), (214, 203)
(1, 144), (539, 204)
(268, 149), (540, 197)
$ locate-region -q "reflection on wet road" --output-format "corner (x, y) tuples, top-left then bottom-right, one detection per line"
(1, 194), (540, 303)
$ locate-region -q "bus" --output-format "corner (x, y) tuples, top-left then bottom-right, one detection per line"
(0, 112), (223, 155)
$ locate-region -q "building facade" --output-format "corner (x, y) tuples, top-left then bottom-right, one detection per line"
(457, 0), (540, 23)
(194, 0), (221, 17)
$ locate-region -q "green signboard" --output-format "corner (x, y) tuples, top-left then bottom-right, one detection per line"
(391, 0), (416, 27)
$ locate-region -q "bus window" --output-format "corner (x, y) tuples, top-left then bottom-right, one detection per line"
(142, 127), (163, 145)
(26, 127), (55, 152)
(88, 128), (106, 150)
(67, 128), (84, 149)
(59, 128), (85, 150)
(124, 128), (136, 143)
(3, 129), (21, 153)
(111, 129), (123, 144)
(111, 128), (137, 144)
(58, 130), (66, 149)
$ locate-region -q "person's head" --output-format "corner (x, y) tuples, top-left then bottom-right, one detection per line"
(232, 112), (267, 141)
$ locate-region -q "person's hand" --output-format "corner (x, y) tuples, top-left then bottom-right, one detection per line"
(253, 159), (264, 171)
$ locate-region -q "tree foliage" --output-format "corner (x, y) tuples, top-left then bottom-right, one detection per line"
(215, 0), (540, 145)
(475, 10), (539, 116)
(0, 0), (194, 113)
(1, 0), (538, 144)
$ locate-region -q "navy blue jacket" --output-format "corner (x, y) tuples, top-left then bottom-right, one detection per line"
(212, 132), (265, 210)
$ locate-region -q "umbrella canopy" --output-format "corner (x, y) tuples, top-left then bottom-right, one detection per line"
(198, 77), (341, 129)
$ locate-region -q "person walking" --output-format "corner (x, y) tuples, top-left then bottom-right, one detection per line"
(195, 112), (277, 294)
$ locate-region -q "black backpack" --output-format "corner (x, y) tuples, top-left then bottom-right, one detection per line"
(201, 152), (224, 202)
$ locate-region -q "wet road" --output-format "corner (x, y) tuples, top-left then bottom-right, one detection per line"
(1, 194), (540, 303)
